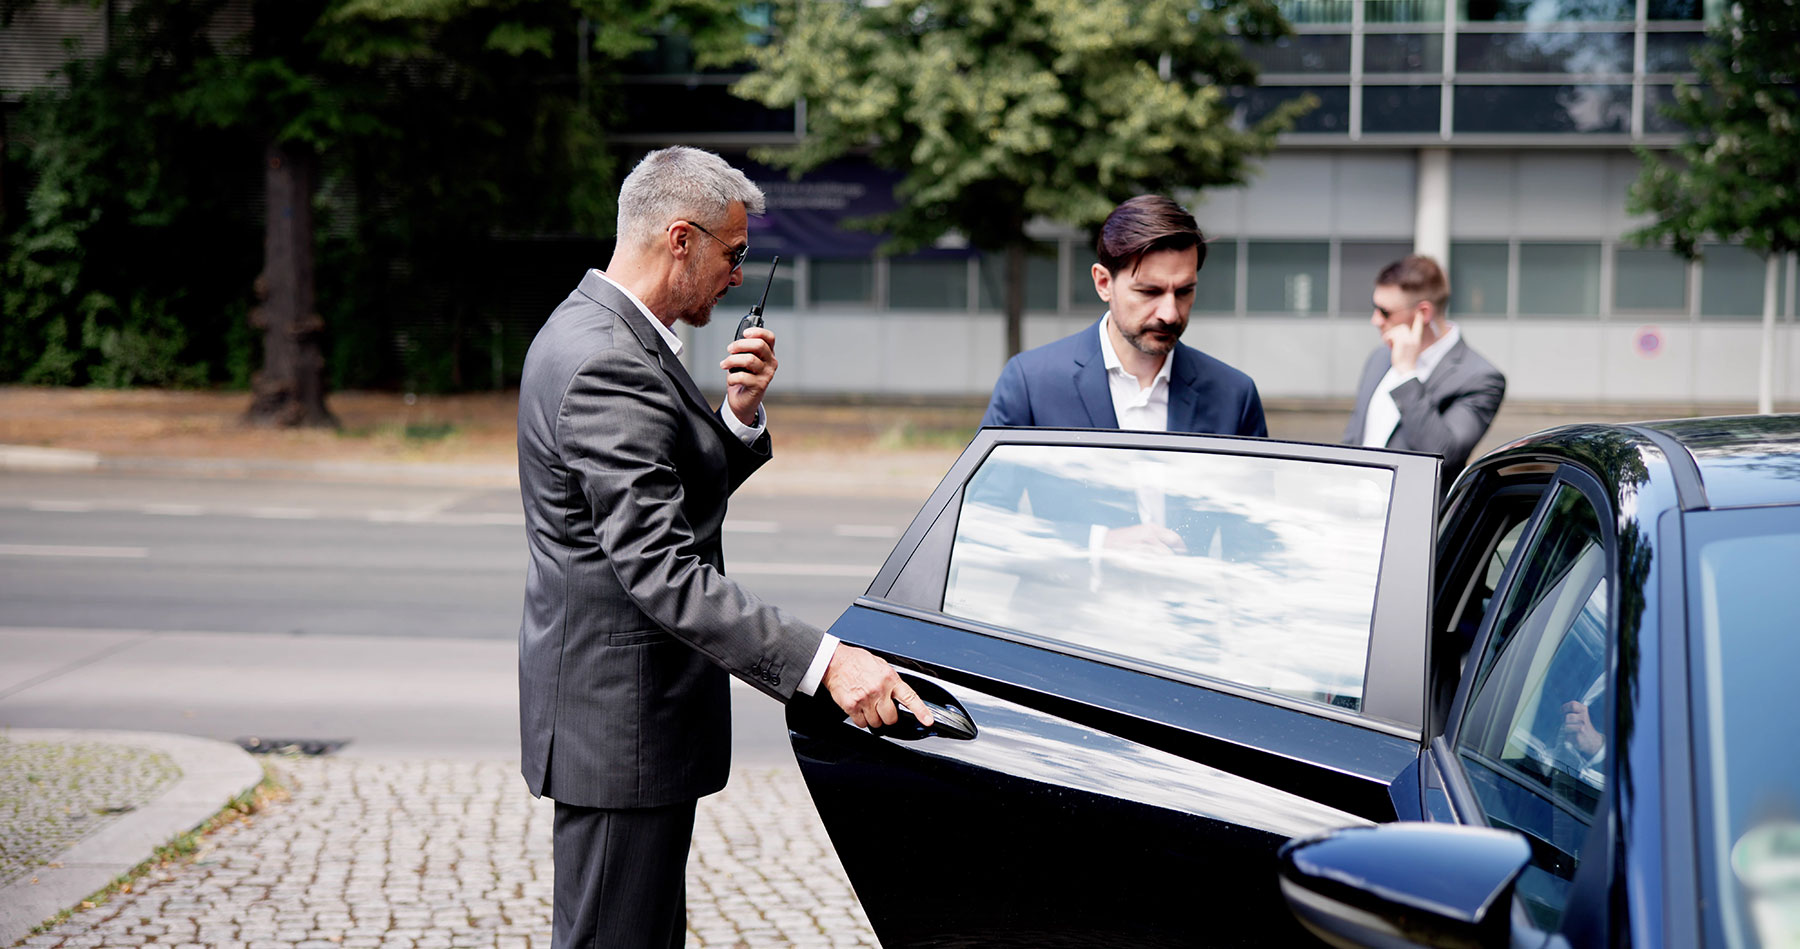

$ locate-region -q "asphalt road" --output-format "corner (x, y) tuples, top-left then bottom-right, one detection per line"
(0, 470), (929, 763)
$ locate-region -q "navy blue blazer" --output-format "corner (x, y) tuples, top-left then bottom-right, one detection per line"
(980, 321), (1267, 437)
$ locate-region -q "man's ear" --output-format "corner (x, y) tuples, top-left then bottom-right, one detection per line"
(665, 221), (692, 262)
(1092, 263), (1113, 304)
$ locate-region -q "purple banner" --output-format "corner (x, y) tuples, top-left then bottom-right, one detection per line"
(741, 159), (902, 259)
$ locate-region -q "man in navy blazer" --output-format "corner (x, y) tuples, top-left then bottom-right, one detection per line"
(981, 196), (1266, 437)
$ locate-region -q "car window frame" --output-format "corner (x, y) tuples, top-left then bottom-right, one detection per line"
(1434, 463), (1618, 937)
(862, 426), (1442, 736)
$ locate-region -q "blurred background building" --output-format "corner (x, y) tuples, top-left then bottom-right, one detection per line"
(5, 0), (1794, 405)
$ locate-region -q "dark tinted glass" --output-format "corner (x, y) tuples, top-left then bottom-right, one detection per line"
(1644, 83), (1697, 133)
(1451, 242), (1510, 316)
(1645, 32), (1706, 72)
(1456, 32), (1633, 73)
(1366, 0), (1447, 21)
(1197, 240), (1239, 314)
(1648, 0), (1704, 18)
(1363, 85), (1443, 132)
(1453, 85), (1631, 133)
(977, 244), (1059, 312)
(618, 82), (798, 134)
(1461, 0), (1633, 20)
(1236, 86), (1351, 133)
(888, 257), (969, 310)
(1278, 0), (1355, 24)
(1364, 33), (1445, 72)
(1237, 34), (1353, 72)
(1614, 247), (1689, 312)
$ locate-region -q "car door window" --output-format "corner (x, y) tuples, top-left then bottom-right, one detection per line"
(943, 443), (1394, 711)
(1453, 482), (1611, 930)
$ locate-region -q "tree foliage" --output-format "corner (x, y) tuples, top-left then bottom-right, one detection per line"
(1628, 0), (1800, 258)
(735, 0), (1306, 355)
(1, 0), (755, 392)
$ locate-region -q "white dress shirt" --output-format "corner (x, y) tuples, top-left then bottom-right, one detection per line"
(593, 270), (837, 696)
(1361, 323), (1461, 449)
(1098, 312), (1174, 433)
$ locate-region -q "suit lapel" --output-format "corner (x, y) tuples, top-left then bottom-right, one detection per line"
(1165, 345), (1200, 432)
(577, 271), (729, 437)
(1073, 322), (1119, 429)
(1421, 339), (1469, 403)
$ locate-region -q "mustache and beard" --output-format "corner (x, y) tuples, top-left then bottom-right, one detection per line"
(1120, 318), (1186, 356)
(669, 260), (726, 328)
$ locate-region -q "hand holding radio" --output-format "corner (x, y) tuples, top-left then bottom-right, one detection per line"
(722, 257), (781, 426)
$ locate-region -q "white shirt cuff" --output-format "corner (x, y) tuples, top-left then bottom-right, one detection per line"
(797, 632), (839, 696)
(722, 403), (766, 446)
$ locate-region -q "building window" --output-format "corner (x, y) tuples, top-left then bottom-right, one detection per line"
(1247, 242), (1331, 314)
(1643, 84), (1695, 133)
(1239, 34), (1354, 73)
(1339, 242), (1417, 314)
(1700, 244), (1783, 320)
(1363, 33), (1446, 73)
(1644, 33), (1706, 73)
(1614, 247), (1689, 313)
(1363, 85), (1443, 133)
(1647, 0), (1706, 19)
(977, 244), (1059, 313)
(719, 264), (796, 311)
(1453, 85), (1632, 134)
(1461, 0), (1633, 21)
(1451, 242), (1510, 317)
(888, 256), (969, 310)
(1519, 242), (1602, 317)
(1455, 33), (1634, 74)
(1366, 0), (1447, 22)
(1197, 239), (1239, 314)
(1235, 86), (1352, 134)
(810, 258), (875, 306)
(1069, 247), (1101, 313)
(1276, 0), (1355, 24)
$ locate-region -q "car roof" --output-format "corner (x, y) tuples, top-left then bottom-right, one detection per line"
(1636, 414), (1800, 510)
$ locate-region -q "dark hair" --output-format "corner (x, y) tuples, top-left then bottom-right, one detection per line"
(1375, 254), (1450, 312)
(1095, 195), (1206, 275)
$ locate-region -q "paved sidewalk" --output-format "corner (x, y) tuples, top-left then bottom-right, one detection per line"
(12, 757), (876, 949)
(1, 731), (264, 948)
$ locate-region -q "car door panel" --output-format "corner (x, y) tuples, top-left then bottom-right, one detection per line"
(789, 430), (1441, 947)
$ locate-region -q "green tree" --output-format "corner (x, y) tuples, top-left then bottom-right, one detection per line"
(1, 0), (758, 418)
(1628, 0), (1799, 412)
(735, 0), (1305, 358)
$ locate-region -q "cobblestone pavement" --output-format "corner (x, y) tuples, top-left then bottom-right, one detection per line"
(15, 757), (877, 949)
(0, 738), (179, 887)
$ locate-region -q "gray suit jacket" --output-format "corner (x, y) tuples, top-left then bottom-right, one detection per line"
(1341, 338), (1507, 483)
(516, 271), (824, 809)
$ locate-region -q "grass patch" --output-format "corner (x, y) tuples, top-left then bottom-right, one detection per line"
(30, 767), (287, 935)
(872, 422), (979, 452)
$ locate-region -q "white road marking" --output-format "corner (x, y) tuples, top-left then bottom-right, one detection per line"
(27, 501), (96, 513)
(833, 524), (900, 539)
(0, 544), (149, 559)
(141, 503), (204, 516)
(728, 562), (878, 577)
(724, 520), (781, 534)
(248, 507), (319, 520)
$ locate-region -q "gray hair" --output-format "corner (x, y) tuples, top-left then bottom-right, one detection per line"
(616, 147), (766, 250)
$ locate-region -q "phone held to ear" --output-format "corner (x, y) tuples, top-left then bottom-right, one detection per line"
(730, 256), (781, 380)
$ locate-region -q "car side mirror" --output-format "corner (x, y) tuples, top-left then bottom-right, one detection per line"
(1277, 823), (1530, 949)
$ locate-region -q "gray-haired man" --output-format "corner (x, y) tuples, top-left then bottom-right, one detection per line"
(516, 147), (929, 948)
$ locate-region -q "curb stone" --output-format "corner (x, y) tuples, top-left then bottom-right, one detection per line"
(0, 730), (263, 948)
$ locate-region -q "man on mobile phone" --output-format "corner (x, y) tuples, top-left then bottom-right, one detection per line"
(515, 146), (930, 949)
(1343, 254), (1506, 490)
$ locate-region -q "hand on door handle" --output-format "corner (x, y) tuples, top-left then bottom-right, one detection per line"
(870, 676), (977, 741)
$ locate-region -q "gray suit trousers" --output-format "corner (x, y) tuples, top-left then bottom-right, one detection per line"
(552, 799), (697, 949)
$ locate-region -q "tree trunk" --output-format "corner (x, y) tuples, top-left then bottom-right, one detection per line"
(1004, 241), (1026, 359)
(247, 140), (336, 428)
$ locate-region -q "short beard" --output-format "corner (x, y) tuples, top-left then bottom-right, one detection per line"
(669, 265), (716, 328)
(1122, 320), (1184, 356)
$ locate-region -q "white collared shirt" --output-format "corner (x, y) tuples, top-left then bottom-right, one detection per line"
(1097, 313), (1174, 433)
(1361, 323), (1461, 449)
(592, 270), (837, 695)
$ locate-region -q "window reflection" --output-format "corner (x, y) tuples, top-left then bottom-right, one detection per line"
(810, 258), (875, 305)
(1454, 85), (1631, 134)
(1363, 33), (1445, 73)
(978, 244), (1059, 312)
(1232, 86), (1351, 133)
(1456, 32), (1633, 74)
(1237, 34), (1353, 73)
(943, 445), (1392, 710)
(1461, 0), (1634, 21)
(1362, 85), (1443, 133)
(888, 256), (969, 310)
(1645, 32), (1706, 73)
(1247, 241), (1331, 314)
(1451, 242), (1511, 317)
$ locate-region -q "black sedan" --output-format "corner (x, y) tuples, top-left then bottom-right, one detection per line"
(785, 416), (1800, 948)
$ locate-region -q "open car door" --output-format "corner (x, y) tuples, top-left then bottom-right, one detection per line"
(787, 427), (1442, 947)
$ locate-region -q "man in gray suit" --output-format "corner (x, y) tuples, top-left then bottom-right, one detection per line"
(516, 147), (929, 949)
(1343, 254), (1506, 488)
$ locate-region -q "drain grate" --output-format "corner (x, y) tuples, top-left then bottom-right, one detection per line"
(233, 737), (350, 756)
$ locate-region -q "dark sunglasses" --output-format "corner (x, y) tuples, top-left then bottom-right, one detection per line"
(680, 220), (748, 272)
(1374, 300), (1420, 319)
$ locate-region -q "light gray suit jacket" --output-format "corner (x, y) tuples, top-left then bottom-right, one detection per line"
(516, 271), (824, 809)
(1341, 338), (1507, 484)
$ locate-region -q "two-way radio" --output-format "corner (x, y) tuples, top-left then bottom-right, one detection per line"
(729, 256), (780, 378)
